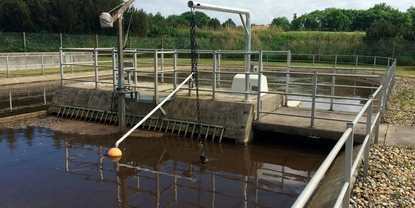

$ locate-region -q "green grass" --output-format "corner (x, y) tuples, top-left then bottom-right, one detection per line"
(395, 66), (415, 78)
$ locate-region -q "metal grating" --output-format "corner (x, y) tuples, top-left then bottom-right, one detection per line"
(57, 105), (225, 142)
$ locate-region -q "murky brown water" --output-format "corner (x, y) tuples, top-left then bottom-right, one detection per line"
(0, 125), (334, 208)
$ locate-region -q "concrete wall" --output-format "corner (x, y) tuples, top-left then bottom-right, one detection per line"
(0, 52), (93, 70)
(48, 86), (283, 144)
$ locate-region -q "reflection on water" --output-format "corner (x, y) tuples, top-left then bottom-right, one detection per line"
(0, 127), (333, 208)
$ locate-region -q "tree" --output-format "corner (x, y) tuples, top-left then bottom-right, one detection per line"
(290, 13), (303, 31)
(365, 21), (400, 41)
(166, 14), (187, 28)
(147, 12), (166, 36)
(125, 8), (148, 37)
(321, 8), (352, 31)
(181, 11), (210, 28)
(222, 18), (236, 29)
(270, 17), (290, 31)
(0, 0), (35, 32)
(208, 18), (221, 30)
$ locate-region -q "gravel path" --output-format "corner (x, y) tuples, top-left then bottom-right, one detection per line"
(351, 77), (415, 207)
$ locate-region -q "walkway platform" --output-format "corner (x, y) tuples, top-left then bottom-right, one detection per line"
(254, 107), (370, 143)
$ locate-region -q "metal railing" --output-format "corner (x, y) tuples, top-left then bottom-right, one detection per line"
(58, 48), (395, 207)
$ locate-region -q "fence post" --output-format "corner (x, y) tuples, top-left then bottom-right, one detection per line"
(154, 50), (159, 103)
(23, 32), (27, 52)
(112, 48), (117, 91)
(379, 75), (385, 124)
(310, 71), (317, 128)
(285, 50), (291, 106)
(355, 55), (358, 68)
(212, 50), (217, 100)
(60, 33), (63, 48)
(344, 122), (354, 208)
(59, 47), (64, 86)
(6, 56), (10, 78)
(217, 49), (221, 87)
(330, 67), (335, 111)
(375, 76), (384, 143)
(161, 48), (164, 83)
(94, 48), (98, 89)
(312, 54), (315, 67)
(133, 49), (138, 89)
(173, 51), (177, 89)
(95, 34), (99, 48)
(256, 51), (263, 121)
(41, 55), (45, 75)
(334, 55), (337, 68)
(364, 95), (373, 176)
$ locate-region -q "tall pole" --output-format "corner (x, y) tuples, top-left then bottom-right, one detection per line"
(117, 18), (126, 132)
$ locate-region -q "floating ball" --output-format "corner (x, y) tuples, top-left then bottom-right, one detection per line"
(108, 147), (122, 157)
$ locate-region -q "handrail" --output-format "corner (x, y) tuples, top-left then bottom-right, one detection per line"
(291, 59), (395, 207)
(57, 47), (395, 207)
(114, 73), (194, 148)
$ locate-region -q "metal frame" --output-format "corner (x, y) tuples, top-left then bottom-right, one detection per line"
(58, 47), (395, 207)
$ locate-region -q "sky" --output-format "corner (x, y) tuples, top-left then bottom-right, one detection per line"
(133, 0), (414, 25)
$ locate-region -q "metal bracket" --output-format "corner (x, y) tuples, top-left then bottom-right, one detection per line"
(159, 106), (168, 117)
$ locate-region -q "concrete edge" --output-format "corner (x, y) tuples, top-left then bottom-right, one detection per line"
(0, 110), (48, 124)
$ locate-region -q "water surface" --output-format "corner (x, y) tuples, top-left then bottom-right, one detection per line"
(0, 127), (334, 207)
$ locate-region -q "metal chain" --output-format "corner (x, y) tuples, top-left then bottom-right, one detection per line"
(190, 10), (202, 141)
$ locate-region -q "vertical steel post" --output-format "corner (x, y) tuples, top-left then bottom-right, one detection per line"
(312, 54), (315, 67)
(133, 49), (138, 89)
(330, 67), (335, 111)
(375, 76), (384, 143)
(94, 48), (99, 89)
(59, 48), (64, 85)
(6, 56), (10, 78)
(173, 51), (177, 89)
(41, 55), (45, 76)
(344, 122), (354, 208)
(212, 50), (217, 100)
(116, 18), (126, 132)
(154, 50), (159, 103)
(364, 96), (373, 176)
(355, 55), (358, 68)
(256, 51), (263, 121)
(244, 16), (251, 102)
(60, 33), (63, 48)
(310, 71), (318, 127)
(161, 48), (165, 83)
(112, 48), (117, 91)
(334, 55), (337, 68)
(379, 75), (385, 124)
(23, 32), (26, 52)
(217, 50), (221, 87)
(285, 50), (291, 106)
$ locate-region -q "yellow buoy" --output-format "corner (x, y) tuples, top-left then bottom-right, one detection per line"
(108, 147), (122, 157)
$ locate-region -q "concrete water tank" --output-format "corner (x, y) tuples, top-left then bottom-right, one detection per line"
(231, 74), (268, 96)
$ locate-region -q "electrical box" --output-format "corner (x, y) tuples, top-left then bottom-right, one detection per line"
(231, 74), (268, 96)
